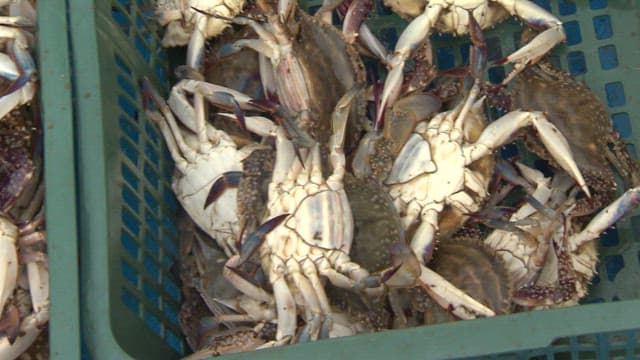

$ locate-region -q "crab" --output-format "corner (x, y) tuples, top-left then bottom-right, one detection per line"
(0, 0), (37, 121)
(155, 0), (247, 70)
(511, 52), (640, 217)
(142, 78), (278, 258)
(215, 0), (368, 157)
(376, 0), (566, 124)
(481, 161), (640, 307)
(355, 57), (590, 274)
(389, 231), (512, 327)
(219, 88), (380, 346)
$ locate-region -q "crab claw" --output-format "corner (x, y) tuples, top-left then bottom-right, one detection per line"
(238, 214), (289, 264)
(464, 111), (590, 199)
(205, 171), (243, 210)
(570, 187), (640, 251)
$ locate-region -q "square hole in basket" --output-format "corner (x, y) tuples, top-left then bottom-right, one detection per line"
(121, 287), (140, 315)
(436, 46), (455, 70)
(598, 45), (618, 70)
(612, 113), (631, 138)
(122, 184), (140, 213)
(590, 0), (607, 9)
(144, 310), (163, 337)
(143, 254), (160, 282)
(121, 230), (140, 259)
(121, 162), (139, 190)
(163, 302), (179, 327)
(558, 0), (577, 16)
(599, 226), (619, 247)
(567, 51), (586, 75)
(166, 329), (184, 355)
(604, 254), (624, 281)
(121, 259), (139, 287)
(605, 82), (626, 108)
(593, 15), (613, 40)
(119, 116), (139, 144)
(563, 21), (582, 46)
(143, 280), (160, 308)
(122, 207), (140, 235)
(111, 6), (130, 34)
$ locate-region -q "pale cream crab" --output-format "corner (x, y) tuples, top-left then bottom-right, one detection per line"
(220, 88), (381, 346)
(356, 75), (590, 270)
(142, 77), (278, 258)
(155, 0), (246, 69)
(481, 162), (640, 307)
(376, 0), (566, 124)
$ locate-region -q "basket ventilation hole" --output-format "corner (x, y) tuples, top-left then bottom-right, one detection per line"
(612, 113), (631, 138)
(144, 162), (159, 188)
(121, 287), (140, 315)
(604, 254), (624, 281)
(144, 142), (159, 167)
(144, 189), (159, 215)
(486, 37), (502, 62)
(162, 231), (178, 257)
(135, 35), (151, 64)
(119, 116), (139, 143)
(121, 230), (140, 259)
(144, 232), (160, 259)
(121, 163), (139, 189)
(122, 185), (140, 213)
(122, 207), (140, 235)
(118, 95), (138, 120)
(563, 21), (582, 46)
(121, 259), (139, 286)
(593, 15), (613, 40)
(166, 330), (184, 355)
(163, 278), (181, 303)
(143, 280), (160, 308)
(143, 254), (160, 282)
(144, 310), (163, 337)
(115, 54), (132, 75)
(590, 0), (608, 10)
(117, 74), (137, 100)
(145, 211), (160, 237)
(567, 51), (586, 76)
(488, 66), (505, 84)
(558, 0), (576, 16)
(599, 226), (619, 247)
(380, 27), (398, 51)
(598, 45), (618, 70)
(436, 46), (454, 70)
(120, 138), (139, 164)
(163, 187), (178, 212)
(163, 303), (179, 327)
(111, 6), (130, 34)
(604, 82), (625, 108)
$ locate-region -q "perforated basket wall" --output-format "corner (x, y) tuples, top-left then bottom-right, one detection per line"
(60, 0), (640, 359)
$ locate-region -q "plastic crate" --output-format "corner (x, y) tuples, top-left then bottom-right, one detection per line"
(47, 0), (640, 359)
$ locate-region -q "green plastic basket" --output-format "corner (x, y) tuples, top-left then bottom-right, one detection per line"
(45, 0), (640, 359)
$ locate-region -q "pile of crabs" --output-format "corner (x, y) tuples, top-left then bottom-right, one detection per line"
(148, 0), (640, 357)
(0, 0), (49, 359)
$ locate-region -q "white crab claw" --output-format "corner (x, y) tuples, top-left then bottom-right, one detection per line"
(0, 218), (18, 316)
(419, 265), (495, 319)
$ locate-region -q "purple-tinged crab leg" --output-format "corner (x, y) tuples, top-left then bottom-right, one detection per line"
(205, 171), (243, 210)
(238, 214), (289, 265)
(570, 187), (640, 251)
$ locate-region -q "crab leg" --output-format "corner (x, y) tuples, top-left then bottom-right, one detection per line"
(462, 110), (590, 198)
(0, 217), (18, 316)
(570, 187), (640, 251)
(494, 0), (565, 85)
(375, 3), (444, 125)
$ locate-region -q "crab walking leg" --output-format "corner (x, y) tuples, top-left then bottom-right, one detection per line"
(0, 218), (18, 315)
(376, 3), (443, 125)
(0, 313), (44, 359)
(186, 12), (207, 71)
(288, 261), (324, 342)
(494, 0), (565, 85)
(570, 187), (640, 251)
(463, 111), (590, 198)
(418, 265), (495, 319)
(269, 256), (297, 344)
